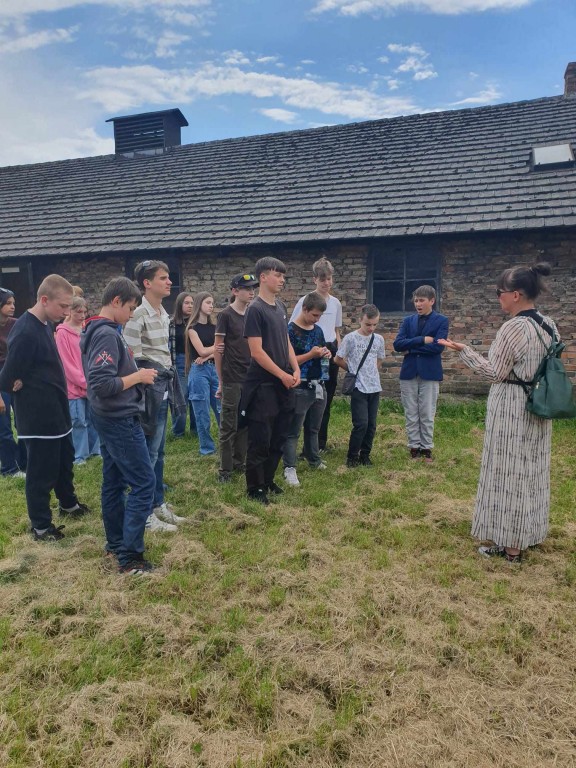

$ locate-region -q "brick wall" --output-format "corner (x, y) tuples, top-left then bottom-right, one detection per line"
(37, 227), (576, 395)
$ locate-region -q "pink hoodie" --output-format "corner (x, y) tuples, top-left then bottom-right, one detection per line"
(55, 323), (87, 399)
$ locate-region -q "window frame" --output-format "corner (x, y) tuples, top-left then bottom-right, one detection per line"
(368, 242), (441, 315)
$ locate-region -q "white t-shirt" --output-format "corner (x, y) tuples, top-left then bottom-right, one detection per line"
(290, 294), (342, 343)
(337, 331), (385, 394)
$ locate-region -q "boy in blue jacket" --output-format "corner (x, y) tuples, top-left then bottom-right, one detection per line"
(81, 277), (158, 575)
(393, 285), (449, 463)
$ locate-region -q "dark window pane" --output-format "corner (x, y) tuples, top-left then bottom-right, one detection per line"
(406, 252), (437, 279)
(374, 281), (403, 312)
(373, 253), (403, 280)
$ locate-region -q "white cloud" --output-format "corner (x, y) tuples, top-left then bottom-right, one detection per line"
(377, 55), (389, 63)
(347, 63), (369, 74)
(256, 55), (278, 64)
(259, 107), (299, 123)
(155, 9), (208, 26)
(223, 49), (251, 65)
(155, 30), (190, 58)
(387, 78), (400, 90)
(450, 83), (502, 104)
(312, 0), (534, 15)
(0, 25), (77, 53)
(388, 42), (437, 81)
(0, 0), (211, 18)
(80, 63), (420, 121)
(300, 59), (315, 65)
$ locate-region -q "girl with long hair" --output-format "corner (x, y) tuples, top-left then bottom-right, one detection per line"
(170, 291), (196, 437)
(186, 292), (221, 455)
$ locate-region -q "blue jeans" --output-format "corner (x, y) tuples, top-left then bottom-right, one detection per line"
(172, 353), (196, 436)
(189, 363), (220, 455)
(69, 398), (101, 462)
(145, 397), (168, 507)
(0, 389), (27, 475)
(92, 413), (155, 567)
(283, 384), (327, 468)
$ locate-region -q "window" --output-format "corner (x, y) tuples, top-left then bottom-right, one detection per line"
(370, 244), (440, 313)
(532, 143), (574, 170)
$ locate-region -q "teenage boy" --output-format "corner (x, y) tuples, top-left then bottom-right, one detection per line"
(0, 275), (90, 540)
(290, 257), (342, 450)
(393, 285), (449, 463)
(82, 277), (158, 575)
(283, 292), (331, 487)
(241, 257), (300, 505)
(214, 273), (259, 483)
(124, 260), (184, 531)
(334, 304), (385, 468)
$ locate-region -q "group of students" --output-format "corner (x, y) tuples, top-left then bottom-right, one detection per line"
(2, 253), (554, 572)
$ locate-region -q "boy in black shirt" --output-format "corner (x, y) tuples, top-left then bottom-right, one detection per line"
(241, 257), (300, 504)
(0, 274), (90, 541)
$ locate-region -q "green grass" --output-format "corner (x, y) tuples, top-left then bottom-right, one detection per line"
(0, 398), (575, 767)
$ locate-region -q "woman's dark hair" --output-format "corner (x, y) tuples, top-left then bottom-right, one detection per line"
(496, 262), (552, 301)
(0, 287), (15, 308)
(171, 291), (193, 325)
(101, 277), (141, 306)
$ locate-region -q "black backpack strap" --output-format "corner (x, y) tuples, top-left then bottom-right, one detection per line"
(354, 333), (375, 376)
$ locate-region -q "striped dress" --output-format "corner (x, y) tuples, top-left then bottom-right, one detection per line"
(459, 315), (555, 550)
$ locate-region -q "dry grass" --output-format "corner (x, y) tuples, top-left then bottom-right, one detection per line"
(0, 399), (575, 768)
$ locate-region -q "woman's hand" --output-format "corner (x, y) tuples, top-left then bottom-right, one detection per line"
(438, 338), (466, 352)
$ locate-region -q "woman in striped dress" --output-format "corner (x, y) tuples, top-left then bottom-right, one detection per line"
(440, 262), (556, 563)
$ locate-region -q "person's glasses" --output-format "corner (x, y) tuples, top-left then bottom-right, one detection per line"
(496, 289), (515, 297)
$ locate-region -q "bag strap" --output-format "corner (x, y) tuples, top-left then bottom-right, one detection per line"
(354, 334), (375, 376)
(504, 318), (557, 392)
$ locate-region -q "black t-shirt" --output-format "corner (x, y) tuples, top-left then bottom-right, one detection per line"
(243, 297), (290, 384)
(0, 311), (71, 437)
(189, 322), (215, 360)
(216, 305), (251, 384)
(0, 317), (16, 368)
(174, 322), (186, 355)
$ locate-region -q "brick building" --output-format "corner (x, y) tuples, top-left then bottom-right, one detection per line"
(1, 67), (576, 394)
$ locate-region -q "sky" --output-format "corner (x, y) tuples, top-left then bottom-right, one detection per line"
(0, 0), (574, 167)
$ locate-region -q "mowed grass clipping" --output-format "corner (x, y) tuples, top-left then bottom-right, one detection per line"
(0, 398), (575, 768)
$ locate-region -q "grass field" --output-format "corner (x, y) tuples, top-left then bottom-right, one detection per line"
(1, 398), (575, 768)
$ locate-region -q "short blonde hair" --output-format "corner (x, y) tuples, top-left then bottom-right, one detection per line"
(71, 296), (87, 311)
(72, 285), (84, 297)
(37, 274), (74, 301)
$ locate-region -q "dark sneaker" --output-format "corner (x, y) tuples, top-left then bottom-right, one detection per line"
(218, 472), (232, 484)
(478, 545), (521, 564)
(248, 489), (270, 506)
(32, 524), (65, 541)
(359, 455), (373, 466)
(410, 448), (421, 460)
(346, 457), (360, 468)
(421, 449), (433, 464)
(267, 481), (284, 495)
(118, 558), (155, 576)
(59, 501), (91, 518)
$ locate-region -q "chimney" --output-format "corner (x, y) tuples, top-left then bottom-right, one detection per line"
(106, 108), (189, 157)
(564, 62), (576, 96)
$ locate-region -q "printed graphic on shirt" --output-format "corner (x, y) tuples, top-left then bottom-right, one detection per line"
(95, 351), (114, 367)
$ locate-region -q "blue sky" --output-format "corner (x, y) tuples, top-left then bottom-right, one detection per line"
(0, 0), (574, 166)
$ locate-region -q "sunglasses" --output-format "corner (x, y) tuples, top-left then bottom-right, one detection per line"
(496, 289), (515, 297)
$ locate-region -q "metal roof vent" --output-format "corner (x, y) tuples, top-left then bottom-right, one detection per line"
(106, 108), (189, 157)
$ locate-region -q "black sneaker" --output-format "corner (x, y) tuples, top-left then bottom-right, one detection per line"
(118, 558), (155, 576)
(346, 457), (360, 468)
(359, 455), (373, 466)
(59, 501), (91, 518)
(32, 524), (65, 541)
(421, 449), (433, 464)
(267, 482), (284, 495)
(410, 448), (421, 460)
(218, 472), (232, 484)
(247, 488), (270, 506)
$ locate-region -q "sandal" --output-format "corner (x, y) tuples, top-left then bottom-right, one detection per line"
(478, 545), (521, 564)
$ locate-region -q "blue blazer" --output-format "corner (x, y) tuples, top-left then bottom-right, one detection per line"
(393, 310), (449, 381)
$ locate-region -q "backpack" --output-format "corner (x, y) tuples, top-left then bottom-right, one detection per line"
(510, 319), (576, 420)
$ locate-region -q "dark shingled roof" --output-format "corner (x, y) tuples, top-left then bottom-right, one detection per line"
(1, 94), (576, 259)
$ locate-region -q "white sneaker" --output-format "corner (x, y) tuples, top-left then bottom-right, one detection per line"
(153, 502), (187, 525)
(145, 512), (177, 533)
(283, 467), (300, 487)
(315, 462), (328, 470)
(11, 471), (26, 479)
